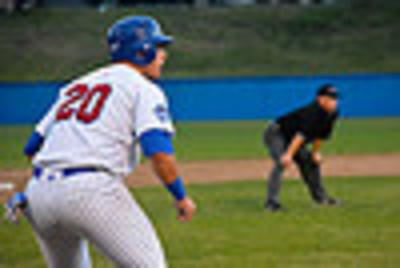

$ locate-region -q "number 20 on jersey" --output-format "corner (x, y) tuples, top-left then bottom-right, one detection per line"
(56, 84), (112, 124)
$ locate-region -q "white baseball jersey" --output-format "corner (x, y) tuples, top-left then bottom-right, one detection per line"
(33, 63), (175, 176)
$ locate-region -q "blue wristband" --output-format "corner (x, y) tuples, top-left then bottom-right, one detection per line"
(165, 177), (186, 201)
(7, 192), (28, 210)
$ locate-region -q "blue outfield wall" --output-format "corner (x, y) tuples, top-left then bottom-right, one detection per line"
(0, 73), (399, 124)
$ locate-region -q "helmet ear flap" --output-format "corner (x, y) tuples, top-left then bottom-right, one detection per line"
(129, 41), (157, 66)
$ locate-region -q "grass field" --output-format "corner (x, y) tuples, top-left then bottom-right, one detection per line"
(1, 118), (399, 267)
(1, 4), (400, 81)
(0, 176), (399, 267)
(175, 118), (400, 161)
(1, 118), (400, 169)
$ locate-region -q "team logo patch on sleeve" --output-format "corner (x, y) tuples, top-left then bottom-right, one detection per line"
(154, 104), (171, 122)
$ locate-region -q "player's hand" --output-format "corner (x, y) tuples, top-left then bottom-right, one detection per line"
(175, 197), (196, 222)
(312, 152), (323, 164)
(280, 153), (293, 168)
(4, 205), (23, 224)
(4, 192), (28, 224)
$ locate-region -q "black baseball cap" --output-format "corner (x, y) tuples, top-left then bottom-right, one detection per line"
(316, 84), (339, 99)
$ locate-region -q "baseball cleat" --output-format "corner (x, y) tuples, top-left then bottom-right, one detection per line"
(316, 196), (342, 206)
(265, 200), (284, 212)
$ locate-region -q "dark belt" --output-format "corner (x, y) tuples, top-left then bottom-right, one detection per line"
(33, 166), (103, 180)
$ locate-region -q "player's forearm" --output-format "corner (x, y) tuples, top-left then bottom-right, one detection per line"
(140, 129), (187, 201)
(312, 139), (322, 153)
(150, 153), (187, 202)
(150, 153), (178, 184)
(286, 133), (305, 157)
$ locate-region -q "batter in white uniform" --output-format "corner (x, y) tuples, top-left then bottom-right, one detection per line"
(8, 15), (196, 268)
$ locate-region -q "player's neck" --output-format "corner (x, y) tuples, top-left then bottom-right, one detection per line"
(117, 61), (143, 74)
(116, 61), (158, 81)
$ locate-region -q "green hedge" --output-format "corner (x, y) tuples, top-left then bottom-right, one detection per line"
(0, 4), (399, 80)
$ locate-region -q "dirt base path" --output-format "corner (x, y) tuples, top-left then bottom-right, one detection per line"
(1, 153), (400, 202)
(126, 153), (400, 186)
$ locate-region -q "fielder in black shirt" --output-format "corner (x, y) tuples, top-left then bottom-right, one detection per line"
(263, 84), (340, 212)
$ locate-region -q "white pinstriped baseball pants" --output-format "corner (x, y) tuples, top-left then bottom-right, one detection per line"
(24, 169), (166, 268)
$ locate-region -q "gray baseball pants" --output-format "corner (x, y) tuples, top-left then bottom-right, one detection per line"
(263, 123), (328, 204)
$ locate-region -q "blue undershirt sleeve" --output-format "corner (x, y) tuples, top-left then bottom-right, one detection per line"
(139, 129), (174, 158)
(23, 131), (45, 157)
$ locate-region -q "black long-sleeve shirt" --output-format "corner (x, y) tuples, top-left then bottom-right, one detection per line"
(276, 101), (338, 144)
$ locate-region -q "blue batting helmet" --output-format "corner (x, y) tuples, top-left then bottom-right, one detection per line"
(107, 16), (173, 66)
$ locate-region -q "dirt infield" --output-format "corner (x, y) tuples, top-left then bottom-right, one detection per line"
(1, 153), (400, 203)
(128, 153), (400, 186)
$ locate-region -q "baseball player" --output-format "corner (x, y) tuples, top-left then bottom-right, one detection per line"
(263, 84), (340, 212)
(7, 15), (196, 267)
